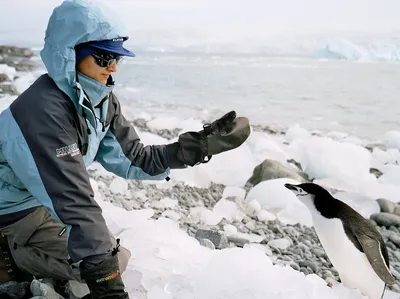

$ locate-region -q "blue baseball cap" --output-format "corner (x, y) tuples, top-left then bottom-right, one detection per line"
(75, 38), (135, 62)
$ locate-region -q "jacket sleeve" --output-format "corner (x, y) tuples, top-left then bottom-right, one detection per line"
(4, 94), (113, 263)
(94, 94), (186, 180)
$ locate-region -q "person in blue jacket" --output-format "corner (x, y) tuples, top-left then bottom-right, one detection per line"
(0, 0), (250, 298)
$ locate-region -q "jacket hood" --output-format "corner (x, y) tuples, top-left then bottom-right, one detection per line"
(40, 0), (129, 109)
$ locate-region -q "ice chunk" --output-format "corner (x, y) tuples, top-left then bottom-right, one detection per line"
(223, 224), (238, 236)
(384, 130), (400, 150)
(379, 165), (400, 186)
(213, 198), (238, 221)
(285, 124), (311, 143)
(246, 131), (289, 165)
(257, 210), (276, 222)
(292, 136), (371, 184)
(201, 209), (223, 226)
(268, 238), (292, 250)
(169, 167), (211, 188)
(201, 143), (256, 187)
(110, 177), (128, 195)
(222, 186), (246, 200)
(246, 178), (312, 226)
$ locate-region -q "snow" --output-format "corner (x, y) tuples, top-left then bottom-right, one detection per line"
(84, 121), (400, 298)
(92, 195), (385, 299)
(0, 64), (17, 80)
(384, 131), (400, 151)
(379, 165), (400, 186)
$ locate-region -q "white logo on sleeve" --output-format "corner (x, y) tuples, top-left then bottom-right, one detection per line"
(56, 143), (80, 158)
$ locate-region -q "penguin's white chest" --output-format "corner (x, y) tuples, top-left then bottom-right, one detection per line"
(312, 215), (385, 299)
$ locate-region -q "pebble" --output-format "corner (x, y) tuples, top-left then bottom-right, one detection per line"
(371, 213), (400, 227)
(377, 198), (396, 214)
(299, 260), (319, 274)
(198, 238), (216, 250)
(194, 229), (229, 249)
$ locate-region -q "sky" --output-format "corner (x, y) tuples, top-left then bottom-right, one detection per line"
(0, 0), (400, 47)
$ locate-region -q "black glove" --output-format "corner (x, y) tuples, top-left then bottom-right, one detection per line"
(176, 111), (250, 166)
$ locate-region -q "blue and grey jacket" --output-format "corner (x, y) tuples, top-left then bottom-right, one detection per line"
(0, 0), (184, 262)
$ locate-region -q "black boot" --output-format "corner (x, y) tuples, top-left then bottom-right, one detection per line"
(0, 233), (32, 299)
(79, 253), (129, 299)
(0, 233), (33, 283)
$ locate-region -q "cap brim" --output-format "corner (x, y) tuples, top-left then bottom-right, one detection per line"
(90, 44), (135, 57)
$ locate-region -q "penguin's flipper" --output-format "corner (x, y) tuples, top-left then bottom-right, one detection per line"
(356, 234), (396, 285)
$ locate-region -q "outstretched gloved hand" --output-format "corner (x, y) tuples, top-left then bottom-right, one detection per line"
(176, 111), (251, 166)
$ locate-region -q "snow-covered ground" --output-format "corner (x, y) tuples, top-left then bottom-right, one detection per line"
(71, 116), (400, 299)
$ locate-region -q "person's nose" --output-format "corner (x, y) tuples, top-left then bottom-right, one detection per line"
(107, 63), (118, 72)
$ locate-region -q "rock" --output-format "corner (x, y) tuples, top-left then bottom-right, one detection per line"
(0, 83), (18, 95)
(370, 168), (383, 178)
(387, 241), (398, 251)
(377, 198), (396, 214)
(370, 213), (400, 227)
(289, 263), (301, 271)
(245, 221), (256, 231)
(394, 205), (400, 216)
(0, 281), (30, 299)
(311, 248), (326, 258)
(299, 260), (319, 273)
(390, 226), (399, 233)
(267, 238), (292, 250)
(0, 46), (37, 72)
(0, 46), (34, 57)
(198, 238), (216, 250)
(0, 73), (10, 83)
(227, 236), (250, 247)
(194, 229), (228, 249)
(389, 234), (400, 248)
(246, 159), (308, 187)
(30, 279), (65, 299)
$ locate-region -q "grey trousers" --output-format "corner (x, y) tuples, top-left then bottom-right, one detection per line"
(0, 207), (130, 282)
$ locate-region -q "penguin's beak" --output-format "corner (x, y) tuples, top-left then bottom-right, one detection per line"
(284, 183), (299, 192)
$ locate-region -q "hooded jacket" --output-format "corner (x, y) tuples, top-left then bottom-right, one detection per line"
(0, 0), (184, 262)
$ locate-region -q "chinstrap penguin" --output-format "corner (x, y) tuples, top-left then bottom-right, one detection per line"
(284, 182), (396, 299)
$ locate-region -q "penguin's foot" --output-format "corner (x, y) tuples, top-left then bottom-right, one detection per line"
(326, 277), (338, 288)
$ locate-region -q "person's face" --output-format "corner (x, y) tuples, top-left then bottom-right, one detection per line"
(77, 52), (121, 84)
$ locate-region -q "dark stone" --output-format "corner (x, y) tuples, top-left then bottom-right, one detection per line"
(0, 73), (10, 83)
(0, 83), (18, 96)
(370, 168), (383, 178)
(246, 159), (308, 187)
(194, 229), (228, 249)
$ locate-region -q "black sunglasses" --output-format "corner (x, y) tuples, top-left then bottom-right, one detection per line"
(91, 51), (123, 68)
